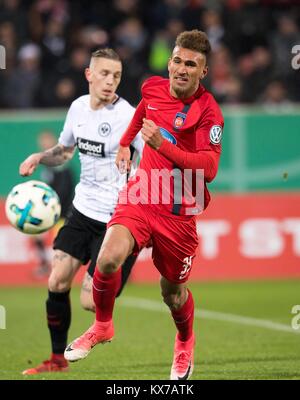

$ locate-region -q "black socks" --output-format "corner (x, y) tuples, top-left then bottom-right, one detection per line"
(46, 290), (71, 354)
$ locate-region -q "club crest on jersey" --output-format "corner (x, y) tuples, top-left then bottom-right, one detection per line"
(173, 112), (186, 130)
(159, 127), (177, 145)
(98, 122), (111, 137)
(209, 125), (222, 144)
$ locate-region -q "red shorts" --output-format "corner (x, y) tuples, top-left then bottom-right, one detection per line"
(107, 203), (199, 283)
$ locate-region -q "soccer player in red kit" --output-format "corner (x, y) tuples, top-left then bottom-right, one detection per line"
(65, 30), (224, 380)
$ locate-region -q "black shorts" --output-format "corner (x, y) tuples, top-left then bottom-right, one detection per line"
(53, 206), (137, 279)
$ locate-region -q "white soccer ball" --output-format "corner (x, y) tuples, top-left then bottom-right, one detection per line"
(5, 180), (61, 234)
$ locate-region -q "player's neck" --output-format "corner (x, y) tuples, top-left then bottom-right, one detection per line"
(170, 83), (200, 100)
(89, 94), (117, 110)
(170, 88), (195, 100)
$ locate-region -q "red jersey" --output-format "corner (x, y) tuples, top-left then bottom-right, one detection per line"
(120, 76), (224, 217)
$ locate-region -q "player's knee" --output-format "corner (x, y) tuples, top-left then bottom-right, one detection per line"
(161, 289), (186, 311)
(97, 247), (124, 274)
(48, 269), (71, 292)
(162, 293), (179, 310)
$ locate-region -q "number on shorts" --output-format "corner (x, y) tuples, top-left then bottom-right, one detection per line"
(179, 256), (193, 280)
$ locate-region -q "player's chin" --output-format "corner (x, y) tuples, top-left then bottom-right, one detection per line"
(100, 93), (113, 103)
(172, 85), (190, 99)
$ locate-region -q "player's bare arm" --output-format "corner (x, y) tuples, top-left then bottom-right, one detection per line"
(141, 118), (164, 150)
(19, 144), (75, 176)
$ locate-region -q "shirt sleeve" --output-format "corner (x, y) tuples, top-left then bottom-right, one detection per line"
(195, 97), (224, 153)
(157, 141), (220, 182)
(120, 99), (146, 147)
(58, 103), (76, 147)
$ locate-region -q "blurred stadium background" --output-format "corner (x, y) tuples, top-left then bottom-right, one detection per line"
(0, 0), (300, 380)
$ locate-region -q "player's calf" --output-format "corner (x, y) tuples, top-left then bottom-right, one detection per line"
(80, 272), (95, 312)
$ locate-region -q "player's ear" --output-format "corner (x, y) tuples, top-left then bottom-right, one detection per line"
(200, 66), (208, 80)
(167, 58), (172, 73)
(85, 68), (92, 83)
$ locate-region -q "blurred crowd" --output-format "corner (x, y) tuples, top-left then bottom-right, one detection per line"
(0, 0), (300, 109)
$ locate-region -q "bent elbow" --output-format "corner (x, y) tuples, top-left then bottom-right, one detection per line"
(205, 169), (218, 183)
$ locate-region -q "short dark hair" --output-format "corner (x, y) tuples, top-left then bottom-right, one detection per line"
(91, 48), (121, 62)
(175, 30), (211, 57)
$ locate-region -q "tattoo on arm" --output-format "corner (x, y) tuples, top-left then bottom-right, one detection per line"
(51, 146), (64, 157)
(40, 144), (75, 167)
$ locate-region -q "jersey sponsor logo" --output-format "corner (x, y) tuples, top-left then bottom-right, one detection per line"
(173, 112), (187, 130)
(209, 125), (222, 144)
(159, 127), (177, 145)
(77, 137), (105, 157)
(98, 122), (111, 137)
(147, 104), (158, 110)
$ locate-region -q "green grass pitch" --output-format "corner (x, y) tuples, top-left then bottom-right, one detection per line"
(0, 280), (300, 380)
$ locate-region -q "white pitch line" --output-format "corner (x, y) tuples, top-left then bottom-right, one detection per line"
(119, 297), (300, 335)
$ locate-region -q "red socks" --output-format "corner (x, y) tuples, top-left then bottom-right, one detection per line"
(93, 267), (194, 341)
(171, 289), (194, 342)
(93, 268), (121, 322)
